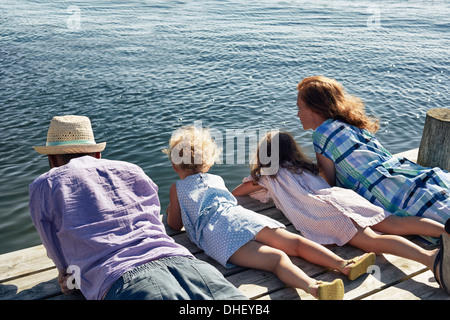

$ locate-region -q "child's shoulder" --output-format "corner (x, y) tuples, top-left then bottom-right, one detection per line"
(202, 172), (223, 179)
(203, 173), (227, 186)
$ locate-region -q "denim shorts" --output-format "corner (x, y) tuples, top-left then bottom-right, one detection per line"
(103, 256), (247, 300)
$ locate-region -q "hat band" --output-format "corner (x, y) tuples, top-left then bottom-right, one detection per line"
(46, 139), (96, 146)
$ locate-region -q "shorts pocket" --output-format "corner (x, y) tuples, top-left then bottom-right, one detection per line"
(119, 271), (163, 300)
(191, 260), (246, 300)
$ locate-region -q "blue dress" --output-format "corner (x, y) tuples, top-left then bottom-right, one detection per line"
(176, 173), (285, 268)
(313, 119), (450, 224)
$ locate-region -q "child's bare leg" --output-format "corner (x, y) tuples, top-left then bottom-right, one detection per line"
(254, 228), (358, 276)
(373, 215), (445, 237)
(348, 225), (438, 270)
(228, 240), (318, 297)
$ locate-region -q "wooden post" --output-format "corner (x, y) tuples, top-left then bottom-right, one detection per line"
(417, 108), (450, 171)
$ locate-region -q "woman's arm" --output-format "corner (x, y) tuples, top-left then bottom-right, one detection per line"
(316, 152), (336, 186)
(166, 182), (184, 231)
(232, 181), (265, 196)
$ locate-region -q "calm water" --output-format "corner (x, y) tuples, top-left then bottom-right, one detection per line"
(1, 0), (449, 254)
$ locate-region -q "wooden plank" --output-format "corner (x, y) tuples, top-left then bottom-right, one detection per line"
(395, 148), (418, 162)
(257, 287), (301, 300)
(226, 268), (286, 299)
(235, 196), (275, 212)
(0, 245), (54, 282)
(0, 268), (59, 300)
(248, 206), (291, 226)
(363, 270), (450, 300)
(0, 266), (84, 300)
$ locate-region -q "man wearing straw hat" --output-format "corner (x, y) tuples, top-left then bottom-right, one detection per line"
(29, 115), (246, 300)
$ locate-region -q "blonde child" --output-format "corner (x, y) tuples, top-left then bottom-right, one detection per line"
(232, 131), (450, 294)
(164, 126), (376, 300)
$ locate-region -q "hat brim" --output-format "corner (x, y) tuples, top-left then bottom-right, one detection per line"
(33, 142), (106, 155)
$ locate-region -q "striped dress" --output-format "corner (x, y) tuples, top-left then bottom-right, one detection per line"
(312, 119), (450, 223)
(247, 168), (389, 246)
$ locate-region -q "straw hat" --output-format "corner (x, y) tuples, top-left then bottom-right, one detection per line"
(33, 115), (106, 155)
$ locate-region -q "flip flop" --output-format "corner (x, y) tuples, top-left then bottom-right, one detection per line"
(309, 279), (344, 300)
(341, 252), (376, 281)
(434, 233), (450, 294)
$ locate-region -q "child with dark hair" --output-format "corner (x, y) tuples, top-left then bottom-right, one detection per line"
(233, 131), (449, 294)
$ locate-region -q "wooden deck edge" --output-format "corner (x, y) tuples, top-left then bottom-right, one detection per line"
(394, 148), (419, 162)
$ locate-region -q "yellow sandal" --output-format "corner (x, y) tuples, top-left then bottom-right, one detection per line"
(341, 252), (376, 281)
(308, 279), (344, 300)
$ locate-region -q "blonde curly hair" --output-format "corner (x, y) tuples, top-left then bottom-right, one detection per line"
(163, 126), (221, 173)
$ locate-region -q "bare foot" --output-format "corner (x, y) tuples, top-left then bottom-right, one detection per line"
(307, 281), (319, 298)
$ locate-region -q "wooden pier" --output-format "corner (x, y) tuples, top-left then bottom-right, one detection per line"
(0, 148), (449, 300)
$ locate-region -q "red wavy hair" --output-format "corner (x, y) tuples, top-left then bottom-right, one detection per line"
(297, 76), (379, 133)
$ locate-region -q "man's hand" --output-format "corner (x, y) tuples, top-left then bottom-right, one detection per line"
(57, 269), (76, 295)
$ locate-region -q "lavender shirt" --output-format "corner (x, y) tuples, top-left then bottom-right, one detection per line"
(29, 156), (193, 300)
